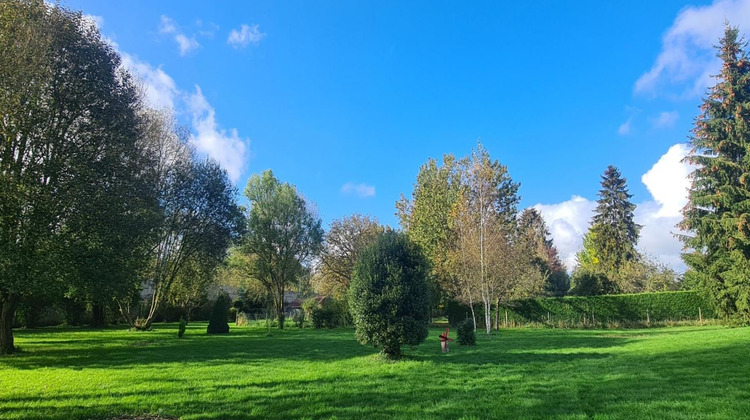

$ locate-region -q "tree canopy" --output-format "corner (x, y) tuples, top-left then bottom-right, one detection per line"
(240, 170), (324, 328)
(680, 25), (750, 324)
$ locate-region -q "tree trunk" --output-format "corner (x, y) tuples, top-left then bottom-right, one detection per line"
(483, 299), (492, 334)
(468, 291), (477, 331)
(91, 303), (106, 327)
(1, 294), (20, 355)
(277, 300), (285, 330)
(494, 298), (500, 331)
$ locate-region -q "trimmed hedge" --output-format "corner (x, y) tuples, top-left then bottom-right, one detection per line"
(449, 291), (715, 327)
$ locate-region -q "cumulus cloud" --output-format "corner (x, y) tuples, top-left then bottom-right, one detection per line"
(341, 182), (376, 198)
(534, 144), (694, 272)
(159, 15), (199, 56)
(227, 24), (266, 48)
(641, 143), (694, 218)
(534, 196), (597, 271)
(652, 111), (680, 129)
(76, 13), (251, 182)
(187, 86), (250, 183)
(120, 53), (179, 110)
(635, 0), (750, 97)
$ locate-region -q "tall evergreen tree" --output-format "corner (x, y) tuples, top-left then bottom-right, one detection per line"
(680, 26), (750, 323)
(590, 165), (641, 276)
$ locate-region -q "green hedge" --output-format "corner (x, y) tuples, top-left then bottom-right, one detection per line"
(448, 291), (715, 327)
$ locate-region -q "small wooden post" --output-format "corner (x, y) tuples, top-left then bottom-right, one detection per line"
(504, 309), (508, 327)
(646, 309), (650, 326)
(547, 311), (550, 323)
(699, 307), (702, 322)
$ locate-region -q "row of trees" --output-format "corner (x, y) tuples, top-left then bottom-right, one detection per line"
(0, 1), (244, 354)
(396, 144), (567, 333)
(186, 24), (750, 330)
(571, 166), (680, 295)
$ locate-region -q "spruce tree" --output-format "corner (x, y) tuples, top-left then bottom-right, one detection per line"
(590, 166), (641, 277)
(680, 26), (750, 323)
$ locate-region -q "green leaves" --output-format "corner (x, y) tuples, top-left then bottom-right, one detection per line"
(349, 231), (431, 359)
(241, 170), (323, 328)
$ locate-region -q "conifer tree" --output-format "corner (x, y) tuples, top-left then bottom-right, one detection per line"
(680, 26), (750, 323)
(517, 208), (569, 295)
(590, 165), (641, 275)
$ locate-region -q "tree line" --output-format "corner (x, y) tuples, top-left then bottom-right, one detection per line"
(3, 1), (750, 357)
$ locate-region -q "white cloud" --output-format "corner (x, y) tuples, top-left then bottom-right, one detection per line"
(187, 86), (250, 183)
(618, 119), (632, 136)
(341, 182), (376, 198)
(635, 0), (750, 97)
(534, 143), (695, 272)
(534, 196), (597, 271)
(159, 15), (199, 56)
(82, 14), (104, 30)
(120, 53), (179, 110)
(227, 24), (266, 48)
(76, 14), (251, 183)
(115, 48), (250, 183)
(652, 111), (680, 129)
(641, 143), (694, 218)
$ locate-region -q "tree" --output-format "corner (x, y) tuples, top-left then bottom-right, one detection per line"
(517, 208), (569, 296)
(397, 143), (544, 333)
(316, 214), (383, 299)
(590, 165), (641, 276)
(118, 113), (245, 330)
(680, 26), (750, 323)
(206, 294), (230, 334)
(349, 231), (431, 359)
(457, 142), (526, 334)
(1, 1), (156, 353)
(397, 155), (461, 298)
(167, 256), (215, 322)
(240, 170), (324, 329)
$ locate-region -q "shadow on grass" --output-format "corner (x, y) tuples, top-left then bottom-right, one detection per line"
(3, 325), (750, 419)
(5, 326), (630, 371)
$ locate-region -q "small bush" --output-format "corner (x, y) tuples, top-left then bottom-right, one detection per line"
(293, 311), (305, 328)
(229, 307), (238, 322)
(178, 317), (187, 338)
(457, 319), (476, 346)
(311, 299), (350, 329)
(207, 294), (230, 334)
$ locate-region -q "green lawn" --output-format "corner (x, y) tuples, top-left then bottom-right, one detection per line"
(1, 323), (748, 419)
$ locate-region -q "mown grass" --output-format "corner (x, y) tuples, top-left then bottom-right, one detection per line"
(1, 323), (748, 419)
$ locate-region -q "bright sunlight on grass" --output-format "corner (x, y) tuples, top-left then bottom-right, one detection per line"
(1, 324), (749, 419)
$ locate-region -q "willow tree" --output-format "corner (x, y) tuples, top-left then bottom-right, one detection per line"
(680, 26), (750, 324)
(241, 170), (323, 328)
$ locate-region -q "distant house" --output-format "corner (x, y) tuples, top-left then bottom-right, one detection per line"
(283, 291), (328, 318)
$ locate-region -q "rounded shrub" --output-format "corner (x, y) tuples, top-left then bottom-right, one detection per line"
(349, 231), (431, 360)
(206, 294), (230, 334)
(457, 319), (476, 346)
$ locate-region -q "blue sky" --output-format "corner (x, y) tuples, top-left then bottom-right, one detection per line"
(68, 0), (750, 271)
